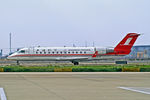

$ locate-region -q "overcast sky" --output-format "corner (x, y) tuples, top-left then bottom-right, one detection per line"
(0, 0), (150, 52)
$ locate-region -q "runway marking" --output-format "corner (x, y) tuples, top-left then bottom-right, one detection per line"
(0, 88), (7, 100)
(119, 87), (150, 95)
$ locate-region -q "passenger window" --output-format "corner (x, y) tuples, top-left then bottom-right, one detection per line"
(36, 52), (38, 54)
(52, 52), (55, 54)
(84, 51), (86, 54)
(80, 51), (82, 54)
(57, 52), (59, 54)
(68, 52), (70, 54)
(40, 52), (42, 54)
(76, 52), (78, 54)
(72, 52), (74, 54)
(60, 52), (62, 54)
(44, 52), (46, 54)
(48, 52), (50, 54)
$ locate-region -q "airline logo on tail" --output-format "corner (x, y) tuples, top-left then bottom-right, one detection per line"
(124, 38), (133, 45)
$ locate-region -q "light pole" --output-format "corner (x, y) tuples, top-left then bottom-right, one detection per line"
(9, 33), (12, 54)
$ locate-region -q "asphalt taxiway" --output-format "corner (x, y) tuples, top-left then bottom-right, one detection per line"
(0, 72), (150, 100)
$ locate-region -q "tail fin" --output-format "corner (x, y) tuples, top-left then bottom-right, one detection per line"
(114, 33), (140, 55)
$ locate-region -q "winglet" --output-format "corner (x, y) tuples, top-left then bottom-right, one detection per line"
(92, 51), (98, 57)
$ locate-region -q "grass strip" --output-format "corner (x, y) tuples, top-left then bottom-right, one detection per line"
(0, 65), (150, 72)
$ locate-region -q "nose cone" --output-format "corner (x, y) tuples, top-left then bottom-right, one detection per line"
(7, 53), (17, 60)
(7, 55), (13, 59)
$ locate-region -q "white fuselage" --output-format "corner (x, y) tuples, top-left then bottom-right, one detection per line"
(8, 47), (116, 61)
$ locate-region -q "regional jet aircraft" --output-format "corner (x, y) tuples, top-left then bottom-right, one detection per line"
(8, 33), (140, 65)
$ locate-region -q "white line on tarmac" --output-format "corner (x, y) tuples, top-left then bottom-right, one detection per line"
(0, 88), (7, 100)
(118, 87), (150, 95)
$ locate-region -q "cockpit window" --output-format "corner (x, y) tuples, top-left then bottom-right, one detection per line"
(19, 50), (25, 53)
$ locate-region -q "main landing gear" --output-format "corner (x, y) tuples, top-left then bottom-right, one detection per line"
(72, 61), (79, 65)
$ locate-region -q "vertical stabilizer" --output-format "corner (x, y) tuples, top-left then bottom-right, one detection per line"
(114, 33), (140, 55)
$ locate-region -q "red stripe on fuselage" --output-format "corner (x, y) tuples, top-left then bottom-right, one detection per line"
(11, 53), (126, 57)
(11, 54), (93, 57)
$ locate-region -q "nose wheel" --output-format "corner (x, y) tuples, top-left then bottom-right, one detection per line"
(17, 60), (20, 65)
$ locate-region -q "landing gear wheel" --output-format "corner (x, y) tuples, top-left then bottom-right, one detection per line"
(73, 62), (79, 65)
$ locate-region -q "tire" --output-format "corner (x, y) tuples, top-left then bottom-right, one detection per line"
(74, 62), (79, 65)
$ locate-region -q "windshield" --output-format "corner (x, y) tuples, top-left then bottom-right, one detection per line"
(18, 50), (25, 53)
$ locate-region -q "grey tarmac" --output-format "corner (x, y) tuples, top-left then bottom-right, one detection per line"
(0, 72), (150, 100)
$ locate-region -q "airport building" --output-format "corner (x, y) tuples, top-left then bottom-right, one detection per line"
(127, 45), (150, 59)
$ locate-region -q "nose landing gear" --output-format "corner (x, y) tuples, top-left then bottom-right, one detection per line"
(17, 60), (20, 65)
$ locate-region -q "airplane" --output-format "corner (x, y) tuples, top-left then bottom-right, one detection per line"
(7, 33), (140, 65)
